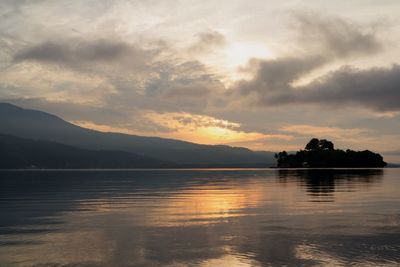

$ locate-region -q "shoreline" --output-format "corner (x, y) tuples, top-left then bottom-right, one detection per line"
(0, 167), (395, 171)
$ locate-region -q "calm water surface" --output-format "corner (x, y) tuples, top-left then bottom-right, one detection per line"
(0, 169), (399, 266)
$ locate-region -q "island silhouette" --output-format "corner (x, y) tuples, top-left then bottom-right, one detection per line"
(275, 138), (387, 168)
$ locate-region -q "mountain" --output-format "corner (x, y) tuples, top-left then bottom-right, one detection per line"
(0, 103), (276, 167)
(0, 134), (173, 169)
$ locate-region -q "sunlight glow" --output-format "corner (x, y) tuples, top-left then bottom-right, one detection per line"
(197, 126), (265, 144)
(224, 42), (274, 70)
(72, 112), (292, 148)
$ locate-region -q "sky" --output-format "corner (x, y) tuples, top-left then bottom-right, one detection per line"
(1, 0), (400, 162)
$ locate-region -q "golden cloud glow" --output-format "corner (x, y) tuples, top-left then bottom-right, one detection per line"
(73, 112), (291, 147)
(144, 112), (290, 145)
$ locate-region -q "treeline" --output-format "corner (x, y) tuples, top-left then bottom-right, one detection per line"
(275, 138), (387, 168)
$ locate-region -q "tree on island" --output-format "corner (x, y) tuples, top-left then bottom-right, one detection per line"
(275, 138), (386, 168)
(305, 138), (334, 151)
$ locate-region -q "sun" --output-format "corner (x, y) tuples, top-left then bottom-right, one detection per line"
(224, 41), (274, 70)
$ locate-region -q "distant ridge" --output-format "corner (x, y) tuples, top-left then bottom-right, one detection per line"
(0, 134), (172, 169)
(0, 103), (276, 167)
(387, 163), (400, 168)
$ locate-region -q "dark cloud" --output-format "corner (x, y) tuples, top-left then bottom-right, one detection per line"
(261, 64), (400, 112)
(188, 30), (226, 54)
(13, 39), (158, 70)
(237, 56), (326, 96)
(295, 11), (383, 58)
(233, 13), (389, 111)
(145, 60), (221, 99)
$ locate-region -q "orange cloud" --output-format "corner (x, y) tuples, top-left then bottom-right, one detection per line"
(72, 112), (292, 147)
(145, 112), (291, 145)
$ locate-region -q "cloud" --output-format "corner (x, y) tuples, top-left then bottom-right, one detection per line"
(233, 13), (390, 111)
(13, 39), (159, 71)
(10, 13), (387, 115)
(144, 60), (221, 99)
(380, 148), (400, 164)
(72, 119), (175, 135)
(7, 38), (225, 115)
(295, 11), (383, 58)
(101, 59), (225, 115)
(236, 56), (326, 96)
(188, 30), (226, 54)
(268, 64), (400, 112)
(276, 124), (387, 152)
(170, 113), (241, 130)
(1, 96), (180, 135)
(280, 124), (366, 139)
(144, 112), (291, 145)
(384, 150), (400, 156)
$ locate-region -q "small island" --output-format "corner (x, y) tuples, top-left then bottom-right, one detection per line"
(275, 138), (387, 168)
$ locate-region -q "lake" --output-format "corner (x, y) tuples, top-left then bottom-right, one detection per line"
(0, 169), (399, 266)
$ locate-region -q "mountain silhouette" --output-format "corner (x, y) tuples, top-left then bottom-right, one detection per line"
(0, 134), (173, 169)
(0, 103), (275, 167)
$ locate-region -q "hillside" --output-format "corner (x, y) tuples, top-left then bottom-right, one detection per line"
(0, 103), (276, 167)
(0, 134), (174, 169)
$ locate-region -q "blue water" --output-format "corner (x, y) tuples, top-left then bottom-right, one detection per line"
(0, 169), (399, 266)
